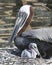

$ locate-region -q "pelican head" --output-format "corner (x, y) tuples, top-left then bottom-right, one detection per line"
(29, 43), (37, 49)
(8, 5), (34, 45)
(29, 43), (40, 56)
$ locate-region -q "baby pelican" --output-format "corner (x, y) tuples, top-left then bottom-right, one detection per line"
(21, 43), (40, 58)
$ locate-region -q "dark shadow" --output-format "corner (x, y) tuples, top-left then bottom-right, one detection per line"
(47, 0), (52, 9)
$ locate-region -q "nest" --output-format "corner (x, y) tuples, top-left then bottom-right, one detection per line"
(0, 48), (52, 65)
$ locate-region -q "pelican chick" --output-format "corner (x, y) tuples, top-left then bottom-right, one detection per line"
(21, 43), (40, 58)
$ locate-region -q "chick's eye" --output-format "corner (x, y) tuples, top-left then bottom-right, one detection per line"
(34, 46), (36, 48)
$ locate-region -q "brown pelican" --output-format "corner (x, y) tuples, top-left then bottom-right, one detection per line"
(7, 5), (33, 46)
(21, 43), (40, 58)
(7, 4), (52, 59)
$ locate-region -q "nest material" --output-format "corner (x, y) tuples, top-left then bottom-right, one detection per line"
(0, 48), (52, 65)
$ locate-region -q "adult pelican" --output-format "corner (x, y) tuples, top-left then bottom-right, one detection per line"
(7, 4), (52, 59)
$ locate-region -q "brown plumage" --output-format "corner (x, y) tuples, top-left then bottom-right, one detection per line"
(18, 5), (34, 36)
